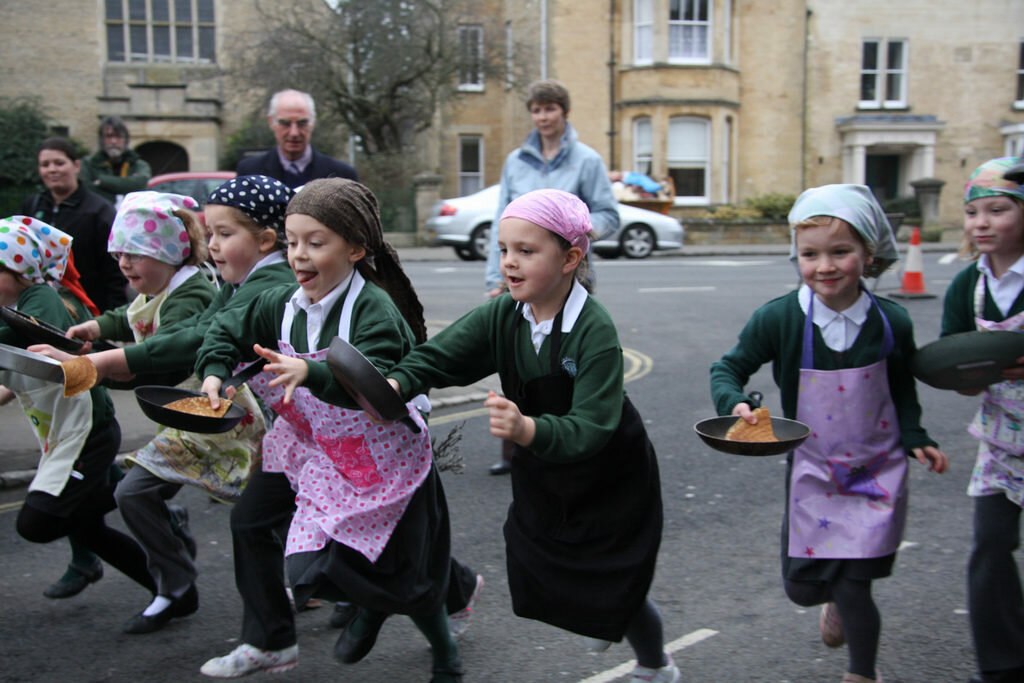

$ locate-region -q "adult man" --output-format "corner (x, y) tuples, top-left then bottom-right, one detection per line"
(78, 116), (152, 207)
(237, 89), (358, 189)
(21, 137), (128, 313)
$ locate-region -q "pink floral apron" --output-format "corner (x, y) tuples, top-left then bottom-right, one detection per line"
(788, 291), (909, 559)
(966, 276), (1024, 506)
(246, 273), (433, 562)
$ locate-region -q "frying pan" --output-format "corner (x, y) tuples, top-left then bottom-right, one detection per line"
(1, 306), (85, 353)
(910, 330), (1024, 391)
(325, 337), (420, 433)
(693, 391), (810, 456)
(134, 359), (266, 434)
(0, 342), (65, 383)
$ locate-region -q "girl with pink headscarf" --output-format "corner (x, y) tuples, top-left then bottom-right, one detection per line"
(387, 189), (679, 682)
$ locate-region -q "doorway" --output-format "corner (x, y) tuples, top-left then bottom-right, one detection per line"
(136, 141), (189, 176)
(865, 154), (900, 202)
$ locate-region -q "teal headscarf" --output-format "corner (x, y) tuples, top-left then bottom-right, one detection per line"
(963, 157), (1024, 204)
(787, 184), (900, 278)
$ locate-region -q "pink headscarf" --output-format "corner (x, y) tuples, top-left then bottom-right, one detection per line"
(500, 189), (593, 252)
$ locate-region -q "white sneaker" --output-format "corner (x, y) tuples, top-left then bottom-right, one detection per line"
(448, 574), (484, 638)
(583, 637), (613, 652)
(631, 658), (681, 683)
(199, 643), (298, 678)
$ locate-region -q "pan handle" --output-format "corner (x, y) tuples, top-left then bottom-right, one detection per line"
(222, 359), (268, 391)
(748, 391), (763, 408)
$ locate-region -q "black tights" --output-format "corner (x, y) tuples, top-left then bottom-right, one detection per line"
(625, 599), (669, 670)
(785, 577), (880, 679)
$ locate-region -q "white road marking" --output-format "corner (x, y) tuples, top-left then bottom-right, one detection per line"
(576, 628), (719, 682)
(898, 540), (919, 550)
(687, 259), (774, 267)
(638, 286), (716, 293)
(938, 253), (960, 265)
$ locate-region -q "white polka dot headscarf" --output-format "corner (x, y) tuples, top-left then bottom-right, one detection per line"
(107, 191), (199, 265)
(206, 175), (294, 237)
(0, 215), (73, 283)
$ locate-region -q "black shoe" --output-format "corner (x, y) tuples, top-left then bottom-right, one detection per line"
(329, 602), (358, 629)
(123, 585), (198, 634)
(969, 667), (1024, 683)
(334, 609), (388, 663)
(43, 559), (103, 599)
(488, 460), (512, 476)
(431, 657), (464, 683)
(168, 504), (197, 560)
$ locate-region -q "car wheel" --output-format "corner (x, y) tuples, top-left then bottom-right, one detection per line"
(454, 246), (476, 261)
(620, 224), (655, 259)
(470, 223), (491, 261)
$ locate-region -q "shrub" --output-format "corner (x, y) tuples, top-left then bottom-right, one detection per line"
(0, 97), (51, 184)
(744, 193), (797, 220)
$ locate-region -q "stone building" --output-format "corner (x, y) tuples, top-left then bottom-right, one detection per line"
(2, 1), (1022, 227)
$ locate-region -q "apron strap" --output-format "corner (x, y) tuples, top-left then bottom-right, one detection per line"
(280, 271), (366, 346)
(503, 301), (566, 402)
(800, 287), (894, 370)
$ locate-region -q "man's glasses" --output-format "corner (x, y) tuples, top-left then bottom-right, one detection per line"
(275, 118), (311, 130)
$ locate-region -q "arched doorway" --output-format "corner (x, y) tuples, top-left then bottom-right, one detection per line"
(136, 141), (189, 175)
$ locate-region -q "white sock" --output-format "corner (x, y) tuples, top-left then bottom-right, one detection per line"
(142, 595), (172, 616)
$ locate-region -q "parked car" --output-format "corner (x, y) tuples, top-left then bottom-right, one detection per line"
(147, 171), (237, 224)
(424, 185), (685, 260)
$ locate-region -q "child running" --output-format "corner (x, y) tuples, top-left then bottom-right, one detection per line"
(942, 157), (1024, 683)
(194, 178), (463, 682)
(0, 216), (157, 616)
(709, 184), (948, 683)
(385, 188), (677, 683)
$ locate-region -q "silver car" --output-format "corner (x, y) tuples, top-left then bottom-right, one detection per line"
(424, 185), (685, 260)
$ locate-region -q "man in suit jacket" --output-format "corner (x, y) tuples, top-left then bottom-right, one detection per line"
(237, 89), (358, 189)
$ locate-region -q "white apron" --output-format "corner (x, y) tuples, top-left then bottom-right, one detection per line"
(788, 291), (909, 559)
(246, 272), (432, 562)
(966, 275), (1024, 506)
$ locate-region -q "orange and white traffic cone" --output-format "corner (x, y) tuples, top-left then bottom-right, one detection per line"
(892, 226), (936, 299)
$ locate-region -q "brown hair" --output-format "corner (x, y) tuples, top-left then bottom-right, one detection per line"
(546, 231), (593, 293)
(213, 205), (285, 252)
(37, 137), (79, 161)
(526, 79), (571, 115)
(175, 208), (209, 266)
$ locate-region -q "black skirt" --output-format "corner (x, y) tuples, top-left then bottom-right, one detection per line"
(24, 420), (120, 518)
(287, 465), (451, 617)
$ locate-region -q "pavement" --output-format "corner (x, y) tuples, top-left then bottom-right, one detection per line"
(0, 240), (961, 489)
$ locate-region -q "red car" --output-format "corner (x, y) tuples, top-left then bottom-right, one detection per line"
(147, 171), (236, 224)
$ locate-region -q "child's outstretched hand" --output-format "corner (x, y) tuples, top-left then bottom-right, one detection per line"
(66, 320), (100, 342)
(0, 385), (15, 406)
(911, 445), (948, 473)
(484, 390), (535, 446)
(255, 343), (307, 404)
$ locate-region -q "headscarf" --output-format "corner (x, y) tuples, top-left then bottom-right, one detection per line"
(286, 178), (386, 256)
(788, 184), (900, 278)
(500, 188), (593, 252)
(107, 191), (198, 265)
(0, 216), (98, 315)
(206, 174), (294, 238)
(963, 157), (1024, 204)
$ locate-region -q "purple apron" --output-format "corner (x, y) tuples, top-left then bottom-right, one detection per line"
(788, 292), (909, 559)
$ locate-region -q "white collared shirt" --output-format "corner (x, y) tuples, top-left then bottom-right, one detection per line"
(287, 271), (354, 351)
(277, 145), (313, 174)
(798, 283), (871, 352)
(237, 251), (287, 289)
(521, 280), (588, 353)
(977, 254), (1024, 317)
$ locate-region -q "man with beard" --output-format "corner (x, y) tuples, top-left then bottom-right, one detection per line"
(79, 116), (152, 208)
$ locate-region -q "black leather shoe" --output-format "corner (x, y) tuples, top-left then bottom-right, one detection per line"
(329, 602), (358, 629)
(43, 559), (103, 599)
(123, 585), (199, 634)
(168, 504), (197, 560)
(431, 657), (464, 683)
(334, 609), (388, 663)
(488, 460), (512, 476)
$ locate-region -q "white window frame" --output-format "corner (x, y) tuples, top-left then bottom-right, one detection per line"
(634, 0), (653, 65)
(105, 0), (216, 64)
(859, 38), (908, 109)
(668, 0), (712, 65)
(457, 24), (485, 92)
(667, 116), (710, 206)
(458, 136), (484, 196)
(1015, 40), (1024, 110)
(633, 117), (653, 175)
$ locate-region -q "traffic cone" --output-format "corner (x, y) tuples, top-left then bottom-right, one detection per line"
(892, 226), (936, 299)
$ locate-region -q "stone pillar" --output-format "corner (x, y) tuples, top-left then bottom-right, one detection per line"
(910, 177), (945, 227)
(413, 173), (443, 245)
(851, 145), (867, 184)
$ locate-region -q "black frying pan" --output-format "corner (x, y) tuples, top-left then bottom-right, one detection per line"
(693, 391), (810, 456)
(325, 337), (420, 433)
(134, 360), (266, 434)
(1, 306), (85, 353)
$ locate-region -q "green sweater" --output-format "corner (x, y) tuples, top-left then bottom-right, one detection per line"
(196, 279), (415, 409)
(709, 290), (936, 451)
(388, 293), (625, 463)
(941, 262), (1024, 335)
(78, 149), (151, 205)
(0, 284), (114, 427)
(123, 261), (294, 376)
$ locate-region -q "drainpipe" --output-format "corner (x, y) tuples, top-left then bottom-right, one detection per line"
(801, 5), (811, 189)
(540, 0), (548, 79)
(608, 0), (617, 167)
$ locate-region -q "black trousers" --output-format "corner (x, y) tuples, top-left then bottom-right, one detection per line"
(969, 493), (1024, 674)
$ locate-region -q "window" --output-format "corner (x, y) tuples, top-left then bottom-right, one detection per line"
(634, 0), (653, 64)
(667, 116), (709, 204)
(458, 25), (484, 91)
(1016, 41), (1024, 107)
(669, 0), (710, 62)
(633, 117), (653, 175)
(105, 0), (215, 63)
(860, 39), (907, 109)
(458, 136), (483, 196)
